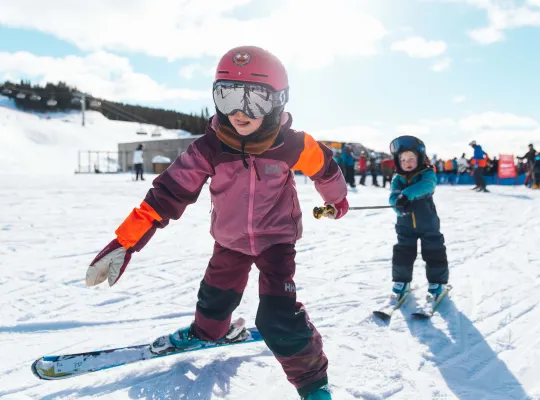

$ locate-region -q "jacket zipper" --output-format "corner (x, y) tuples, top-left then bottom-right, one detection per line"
(253, 159), (261, 181)
(402, 172), (426, 230)
(247, 155), (257, 255)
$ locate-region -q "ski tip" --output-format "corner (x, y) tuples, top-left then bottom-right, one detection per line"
(372, 311), (392, 321)
(31, 359), (42, 380)
(31, 359), (72, 380)
(31, 359), (55, 380)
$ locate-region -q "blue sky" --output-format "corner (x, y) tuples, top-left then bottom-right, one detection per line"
(1, 0), (540, 157)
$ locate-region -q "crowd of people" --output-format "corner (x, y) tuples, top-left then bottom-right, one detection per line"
(334, 142), (540, 191)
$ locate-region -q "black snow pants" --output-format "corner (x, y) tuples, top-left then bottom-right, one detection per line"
(392, 197), (449, 284)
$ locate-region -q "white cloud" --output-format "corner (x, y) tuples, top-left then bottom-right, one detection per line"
(459, 111), (539, 131)
(311, 112), (539, 159)
(468, 27), (504, 44)
(311, 125), (395, 151)
(0, 0), (387, 70)
(394, 112), (539, 158)
(431, 58), (451, 72)
(419, 118), (457, 127)
(396, 124), (432, 135)
(458, 0), (540, 44)
(0, 51), (209, 102)
(179, 64), (201, 80)
(390, 36), (447, 58)
(453, 95), (466, 103)
(179, 64), (213, 80)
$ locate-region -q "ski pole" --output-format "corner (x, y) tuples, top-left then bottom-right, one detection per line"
(313, 205), (401, 219)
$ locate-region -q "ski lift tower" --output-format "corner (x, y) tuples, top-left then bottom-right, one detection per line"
(72, 92), (87, 127)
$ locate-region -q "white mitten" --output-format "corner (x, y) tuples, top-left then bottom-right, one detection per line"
(86, 239), (132, 287)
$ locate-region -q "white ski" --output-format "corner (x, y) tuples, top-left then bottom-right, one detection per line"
(412, 284), (453, 318)
(373, 289), (412, 319)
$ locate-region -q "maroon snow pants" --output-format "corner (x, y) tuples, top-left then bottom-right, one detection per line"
(193, 242), (328, 397)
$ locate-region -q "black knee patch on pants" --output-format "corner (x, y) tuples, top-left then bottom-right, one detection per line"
(392, 245), (417, 282)
(421, 247), (449, 283)
(196, 280), (242, 321)
(256, 295), (312, 357)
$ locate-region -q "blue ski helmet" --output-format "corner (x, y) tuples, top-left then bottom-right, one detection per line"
(389, 135), (427, 173)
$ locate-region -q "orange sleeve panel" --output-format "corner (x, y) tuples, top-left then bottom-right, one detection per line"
(115, 201), (163, 249)
(292, 133), (325, 177)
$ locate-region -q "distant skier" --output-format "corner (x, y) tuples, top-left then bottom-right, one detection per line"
(517, 143), (537, 172)
(518, 144), (537, 188)
(358, 151), (368, 185)
(85, 46), (347, 400)
(469, 140), (489, 192)
(341, 145), (356, 188)
(380, 157), (396, 188)
(533, 153), (540, 189)
(133, 144), (144, 181)
(370, 153), (380, 187)
(457, 153), (469, 174)
(387, 136), (449, 309)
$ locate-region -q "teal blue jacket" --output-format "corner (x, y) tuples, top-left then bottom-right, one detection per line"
(389, 167), (440, 231)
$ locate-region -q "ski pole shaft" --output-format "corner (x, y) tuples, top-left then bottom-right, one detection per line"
(349, 206), (397, 210)
(313, 205), (401, 219)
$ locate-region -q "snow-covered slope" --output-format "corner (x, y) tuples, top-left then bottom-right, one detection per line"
(0, 174), (539, 400)
(0, 96), (193, 174)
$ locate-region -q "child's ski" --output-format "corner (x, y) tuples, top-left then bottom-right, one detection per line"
(31, 327), (263, 380)
(373, 289), (412, 319)
(412, 284), (452, 318)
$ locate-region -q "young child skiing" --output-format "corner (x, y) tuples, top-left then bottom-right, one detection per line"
(84, 46), (348, 400)
(387, 136), (449, 314)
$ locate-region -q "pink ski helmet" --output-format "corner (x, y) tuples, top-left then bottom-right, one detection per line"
(214, 46), (288, 92)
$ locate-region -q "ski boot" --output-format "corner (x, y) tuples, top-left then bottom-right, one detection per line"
(393, 282), (410, 296)
(384, 282), (410, 307)
(388, 281), (410, 303)
(413, 283), (451, 317)
(301, 384), (332, 400)
(388, 281), (409, 301)
(427, 283), (444, 298)
(150, 318), (249, 355)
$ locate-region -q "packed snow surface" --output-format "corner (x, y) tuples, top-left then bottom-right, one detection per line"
(1, 172), (539, 399)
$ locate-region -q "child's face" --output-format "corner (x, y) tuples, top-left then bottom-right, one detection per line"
(228, 112), (264, 136)
(400, 151), (418, 172)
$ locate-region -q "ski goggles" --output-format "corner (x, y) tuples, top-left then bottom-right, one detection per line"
(212, 81), (288, 119)
(389, 136), (425, 155)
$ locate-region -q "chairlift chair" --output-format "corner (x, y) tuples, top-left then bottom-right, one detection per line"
(151, 125), (162, 137)
(16, 93), (26, 99)
(46, 99), (58, 107)
(30, 94), (41, 101)
(89, 100), (101, 108)
(136, 124), (148, 135)
(2, 88), (12, 95)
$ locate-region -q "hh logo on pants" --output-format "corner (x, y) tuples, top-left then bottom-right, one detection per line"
(284, 283), (296, 292)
